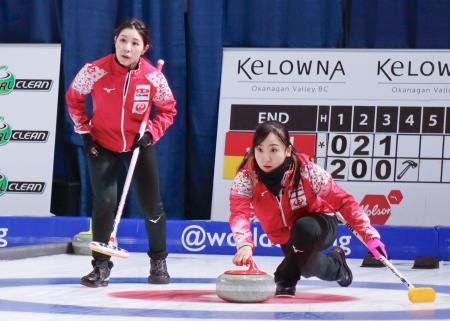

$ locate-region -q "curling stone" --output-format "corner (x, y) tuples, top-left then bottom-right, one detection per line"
(216, 260), (275, 303)
(72, 231), (93, 255)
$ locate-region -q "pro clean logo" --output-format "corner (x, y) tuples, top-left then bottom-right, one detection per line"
(0, 65), (53, 95)
(0, 172), (8, 196)
(0, 171), (45, 196)
(0, 117), (49, 145)
(0, 66), (15, 95)
(0, 117), (12, 145)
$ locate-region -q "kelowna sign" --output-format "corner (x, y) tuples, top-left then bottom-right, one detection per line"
(377, 59), (450, 81)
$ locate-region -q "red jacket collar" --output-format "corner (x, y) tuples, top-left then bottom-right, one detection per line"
(110, 54), (143, 75)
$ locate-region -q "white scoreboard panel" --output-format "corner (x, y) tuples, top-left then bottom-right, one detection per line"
(211, 48), (450, 226)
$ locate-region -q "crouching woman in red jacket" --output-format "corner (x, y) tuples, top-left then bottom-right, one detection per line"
(229, 120), (387, 296)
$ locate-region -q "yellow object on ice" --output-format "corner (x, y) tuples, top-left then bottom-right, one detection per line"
(408, 287), (436, 303)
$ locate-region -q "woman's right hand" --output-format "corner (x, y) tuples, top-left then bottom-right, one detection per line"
(82, 133), (99, 158)
(232, 245), (253, 266)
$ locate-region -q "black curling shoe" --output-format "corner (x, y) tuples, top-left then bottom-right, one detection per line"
(329, 246), (353, 287)
(275, 281), (296, 297)
(80, 260), (114, 288)
(148, 258), (170, 284)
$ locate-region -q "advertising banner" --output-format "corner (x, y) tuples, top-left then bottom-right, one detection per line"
(0, 44), (61, 215)
(0, 217), (445, 260)
(212, 48), (450, 226)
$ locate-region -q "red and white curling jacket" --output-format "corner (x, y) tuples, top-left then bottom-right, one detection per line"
(66, 54), (177, 152)
(229, 153), (380, 248)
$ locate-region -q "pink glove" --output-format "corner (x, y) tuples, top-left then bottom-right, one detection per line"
(367, 238), (387, 260)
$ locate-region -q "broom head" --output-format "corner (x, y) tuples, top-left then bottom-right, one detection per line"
(408, 287), (436, 303)
(89, 241), (129, 259)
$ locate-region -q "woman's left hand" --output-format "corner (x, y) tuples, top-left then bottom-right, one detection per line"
(132, 131), (152, 149)
(367, 238), (388, 260)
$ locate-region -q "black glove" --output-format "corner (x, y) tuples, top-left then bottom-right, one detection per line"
(82, 134), (99, 158)
(132, 131), (152, 150)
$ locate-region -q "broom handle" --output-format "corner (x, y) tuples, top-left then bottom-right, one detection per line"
(110, 59), (165, 240)
(109, 118), (146, 240)
(334, 211), (415, 289)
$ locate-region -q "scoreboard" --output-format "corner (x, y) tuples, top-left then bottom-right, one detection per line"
(225, 104), (450, 183)
(212, 48), (450, 226)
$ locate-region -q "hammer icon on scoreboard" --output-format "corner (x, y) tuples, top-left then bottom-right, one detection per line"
(396, 160), (418, 179)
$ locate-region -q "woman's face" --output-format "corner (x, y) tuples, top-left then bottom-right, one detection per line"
(254, 132), (292, 173)
(114, 28), (149, 69)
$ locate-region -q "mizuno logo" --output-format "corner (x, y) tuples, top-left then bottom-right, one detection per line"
(103, 87), (115, 93)
(148, 216), (162, 224)
(292, 245), (303, 253)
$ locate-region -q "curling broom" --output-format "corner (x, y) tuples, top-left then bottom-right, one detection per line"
(335, 212), (436, 303)
(89, 59), (165, 259)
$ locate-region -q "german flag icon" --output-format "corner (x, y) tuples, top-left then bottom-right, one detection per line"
(223, 131), (317, 179)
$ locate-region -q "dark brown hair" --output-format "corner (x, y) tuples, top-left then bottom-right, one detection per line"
(238, 121), (302, 190)
(114, 18), (151, 47)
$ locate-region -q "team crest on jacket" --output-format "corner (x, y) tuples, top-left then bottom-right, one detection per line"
(132, 101), (149, 114)
(134, 85), (151, 101)
(289, 183), (307, 210)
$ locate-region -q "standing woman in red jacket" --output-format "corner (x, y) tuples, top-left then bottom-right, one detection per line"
(66, 18), (176, 287)
(229, 121), (387, 296)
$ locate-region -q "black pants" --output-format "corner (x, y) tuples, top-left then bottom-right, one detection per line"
(274, 213), (341, 286)
(86, 145), (167, 262)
